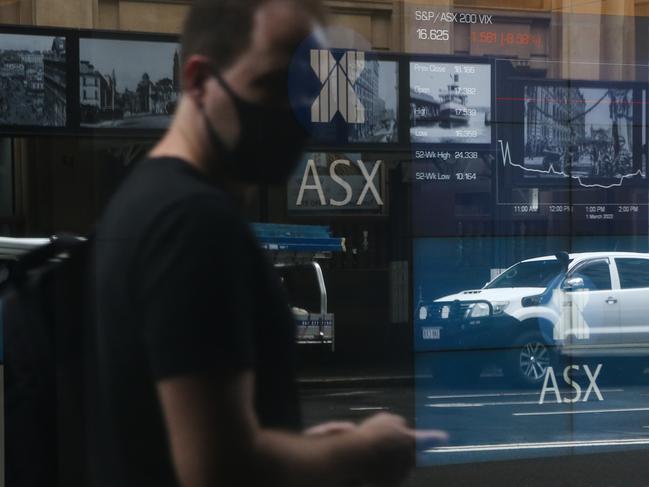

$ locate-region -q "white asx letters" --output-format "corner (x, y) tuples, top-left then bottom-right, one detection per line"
(296, 159), (384, 208)
(539, 364), (603, 405)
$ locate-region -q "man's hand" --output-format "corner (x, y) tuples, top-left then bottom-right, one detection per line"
(305, 421), (358, 437)
(356, 413), (448, 487)
(159, 372), (447, 487)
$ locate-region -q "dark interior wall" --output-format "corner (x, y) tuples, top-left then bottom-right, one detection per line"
(13, 137), (150, 236)
(11, 136), (265, 238)
(323, 269), (390, 362)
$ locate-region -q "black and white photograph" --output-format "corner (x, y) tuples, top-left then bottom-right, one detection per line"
(409, 62), (491, 144)
(0, 33), (66, 127)
(310, 59), (399, 144)
(79, 38), (180, 129)
(523, 85), (641, 179)
(348, 60), (398, 143)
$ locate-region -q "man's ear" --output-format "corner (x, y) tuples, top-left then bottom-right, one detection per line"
(182, 55), (214, 108)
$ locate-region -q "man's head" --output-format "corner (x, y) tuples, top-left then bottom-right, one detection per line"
(181, 0), (325, 106)
(171, 0), (324, 184)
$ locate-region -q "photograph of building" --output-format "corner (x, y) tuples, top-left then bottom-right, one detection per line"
(409, 62), (491, 144)
(309, 58), (398, 144)
(79, 38), (180, 129)
(0, 34), (66, 126)
(348, 60), (398, 143)
(524, 86), (636, 178)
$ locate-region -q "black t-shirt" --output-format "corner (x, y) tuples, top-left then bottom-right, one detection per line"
(90, 157), (301, 487)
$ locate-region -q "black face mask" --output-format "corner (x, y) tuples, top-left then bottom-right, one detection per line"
(199, 71), (309, 185)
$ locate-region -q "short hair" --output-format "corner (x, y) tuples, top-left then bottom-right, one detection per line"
(180, 0), (324, 71)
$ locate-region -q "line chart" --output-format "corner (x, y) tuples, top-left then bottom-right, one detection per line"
(498, 140), (645, 190)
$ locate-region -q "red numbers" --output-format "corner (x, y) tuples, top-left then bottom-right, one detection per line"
(472, 30), (542, 47)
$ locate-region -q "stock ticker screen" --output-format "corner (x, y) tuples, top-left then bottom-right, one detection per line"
(406, 6), (649, 470)
(411, 58), (648, 238)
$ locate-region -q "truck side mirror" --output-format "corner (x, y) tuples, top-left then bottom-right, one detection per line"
(563, 276), (585, 291)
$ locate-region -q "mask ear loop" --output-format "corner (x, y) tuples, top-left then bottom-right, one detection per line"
(196, 103), (243, 186)
(197, 66), (239, 157)
(210, 69), (240, 102)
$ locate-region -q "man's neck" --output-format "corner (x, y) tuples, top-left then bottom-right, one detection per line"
(149, 119), (251, 204)
(149, 124), (208, 176)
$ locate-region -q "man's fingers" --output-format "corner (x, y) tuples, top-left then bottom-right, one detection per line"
(412, 429), (449, 448)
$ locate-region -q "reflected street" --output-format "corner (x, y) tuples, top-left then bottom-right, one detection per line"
(415, 352), (649, 466)
(301, 355), (649, 484)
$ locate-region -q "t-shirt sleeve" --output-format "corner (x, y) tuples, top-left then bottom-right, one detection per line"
(134, 196), (255, 380)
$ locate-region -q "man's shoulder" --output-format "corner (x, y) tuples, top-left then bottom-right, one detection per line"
(100, 157), (237, 232)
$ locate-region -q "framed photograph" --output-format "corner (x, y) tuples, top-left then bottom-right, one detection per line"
(0, 33), (67, 128)
(523, 84), (640, 181)
(289, 46), (401, 148)
(79, 37), (180, 130)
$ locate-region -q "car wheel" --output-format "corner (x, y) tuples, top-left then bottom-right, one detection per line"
(509, 332), (555, 387)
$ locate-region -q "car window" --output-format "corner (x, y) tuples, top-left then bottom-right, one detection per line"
(615, 258), (649, 289)
(486, 259), (564, 289)
(570, 260), (612, 291)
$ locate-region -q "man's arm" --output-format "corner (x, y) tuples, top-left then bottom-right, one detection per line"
(158, 371), (435, 487)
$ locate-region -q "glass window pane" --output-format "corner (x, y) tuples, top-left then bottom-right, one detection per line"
(571, 260), (612, 290)
(616, 258), (649, 289)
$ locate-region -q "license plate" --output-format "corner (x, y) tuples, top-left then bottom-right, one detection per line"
(423, 327), (441, 340)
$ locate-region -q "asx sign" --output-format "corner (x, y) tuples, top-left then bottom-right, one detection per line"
(310, 49), (366, 124)
(288, 154), (384, 212)
(539, 364), (603, 405)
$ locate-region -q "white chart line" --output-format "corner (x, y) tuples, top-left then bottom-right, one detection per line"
(499, 140), (645, 190)
(424, 438), (649, 454)
(514, 407), (649, 417)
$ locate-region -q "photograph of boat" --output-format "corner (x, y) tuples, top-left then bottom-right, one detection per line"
(438, 75), (469, 124)
(409, 62), (491, 144)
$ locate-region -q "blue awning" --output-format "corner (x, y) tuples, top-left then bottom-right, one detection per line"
(251, 224), (345, 253)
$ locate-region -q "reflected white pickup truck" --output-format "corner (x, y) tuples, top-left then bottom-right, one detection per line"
(418, 252), (649, 385)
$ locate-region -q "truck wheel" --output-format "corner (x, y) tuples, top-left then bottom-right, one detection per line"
(509, 331), (554, 387)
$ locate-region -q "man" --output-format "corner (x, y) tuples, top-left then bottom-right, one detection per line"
(92, 1), (446, 486)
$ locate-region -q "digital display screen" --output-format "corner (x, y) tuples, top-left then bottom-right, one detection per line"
(412, 235), (649, 467)
(0, 34), (67, 127)
(412, 150), (493, 237)
(409, 61), (492, 144)
(411, 50), (649, 471)
(491, 64), (648, 235)
(307, 58), (399, 145)
(79, 38), (180, 130)
(521, 85), (642, 183)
